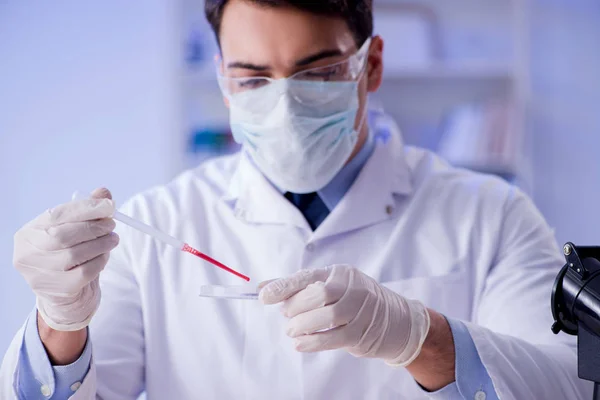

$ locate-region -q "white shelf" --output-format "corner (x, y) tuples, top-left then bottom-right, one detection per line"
(383, 64), (514, 81)
(375, 0), (515, 16)
(451, 161), (518, 176)
(378, 0), (514, 5)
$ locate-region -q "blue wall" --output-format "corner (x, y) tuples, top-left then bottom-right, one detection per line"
(0, 1), (180, 355)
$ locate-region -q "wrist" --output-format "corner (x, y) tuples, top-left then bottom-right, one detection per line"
(37, 310), (88, 366)
(405, 309), (456, 391)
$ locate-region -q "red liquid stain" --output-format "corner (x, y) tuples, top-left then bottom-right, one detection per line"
(182, 243), (250, 281)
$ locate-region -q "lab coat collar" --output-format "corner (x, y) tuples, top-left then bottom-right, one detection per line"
(223, 117), (413, 237)
(310, 122), (413, 241)
(223, 151), (311, 230)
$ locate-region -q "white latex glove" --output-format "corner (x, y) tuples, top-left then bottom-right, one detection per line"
(260, 265), (431, 367)
(13, 188), (119, 331)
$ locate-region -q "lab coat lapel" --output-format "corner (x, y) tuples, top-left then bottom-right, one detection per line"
(311, 127), (413, 242)
(223, 122), (412, 236)
(223, 152), (311, 231)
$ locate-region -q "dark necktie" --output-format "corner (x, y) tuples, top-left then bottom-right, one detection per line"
(284, 192), (330, 231)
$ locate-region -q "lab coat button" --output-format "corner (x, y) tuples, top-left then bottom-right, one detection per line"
(71, 381), (82, 391)
(40, 384), (52, 397)
(474, 390), (486, 400)
(235, 208), (246, 220)
(385, 205), (394, 215)
(306, 243), (315, 251)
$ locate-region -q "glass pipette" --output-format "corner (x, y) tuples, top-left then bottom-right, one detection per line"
(74, 192), (250, 281)
(113, 210), (250, 281)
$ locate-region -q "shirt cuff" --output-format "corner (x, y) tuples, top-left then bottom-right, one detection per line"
(424, 381), (462, 399)
(17, 308), (92, 398)
(445, 318), (499, 399)
(415, 318), (498, 399)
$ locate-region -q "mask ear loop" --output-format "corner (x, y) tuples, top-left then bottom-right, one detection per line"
(355, 99), (369, 135)
(352, 44), (372, 137)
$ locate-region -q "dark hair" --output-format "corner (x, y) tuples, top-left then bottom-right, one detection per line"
(204, 0), (373, 48)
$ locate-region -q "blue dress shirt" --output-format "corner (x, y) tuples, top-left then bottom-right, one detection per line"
(16, 310), (91, 399)
(15, 129), (498, 399)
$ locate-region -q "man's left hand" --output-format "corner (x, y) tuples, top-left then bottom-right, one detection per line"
(259, 264), (431, 367)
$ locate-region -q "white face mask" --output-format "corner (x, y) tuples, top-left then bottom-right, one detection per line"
(218, 39), (371, 193)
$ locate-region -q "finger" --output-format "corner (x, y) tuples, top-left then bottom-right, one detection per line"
(44, 218), (116, 250)
(286, 302), (356, 338)
(260, 267), (332, 305)
(33, 252), (111, 295)
(293, 325), (362, 353)
(34, 198), (115, 227)
(281, 280), (346, 318)
(90, 187), (113, 200)
(257, 279), (276, 292)
(295, 294), (384, 357)
(53, 233), (119, 270)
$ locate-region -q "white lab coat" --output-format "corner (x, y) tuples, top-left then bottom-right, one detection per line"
(1, 121), (592, 400)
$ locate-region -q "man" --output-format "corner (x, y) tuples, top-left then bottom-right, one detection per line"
(0, 0), (591, 399)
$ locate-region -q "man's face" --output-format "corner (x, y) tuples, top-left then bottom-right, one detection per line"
(218, 0), (384, 143)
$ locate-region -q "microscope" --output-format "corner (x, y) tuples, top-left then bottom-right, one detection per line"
(552, 243), (600, 400)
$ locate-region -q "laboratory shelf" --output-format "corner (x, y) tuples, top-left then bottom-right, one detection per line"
(383, 64), (513, 81)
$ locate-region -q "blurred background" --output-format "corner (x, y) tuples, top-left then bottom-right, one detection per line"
(1, 0), (599, 360)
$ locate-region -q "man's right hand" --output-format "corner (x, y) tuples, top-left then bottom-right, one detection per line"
(13, 188), (119, 334)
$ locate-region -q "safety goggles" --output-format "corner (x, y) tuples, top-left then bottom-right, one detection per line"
(216, 38), (371, 107)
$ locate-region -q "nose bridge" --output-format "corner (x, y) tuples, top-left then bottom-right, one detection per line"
(273, 79), (294, 109)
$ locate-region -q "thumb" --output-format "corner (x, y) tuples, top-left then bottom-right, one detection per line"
(90, 187), (113, 200)
(259, 267), (332, 305)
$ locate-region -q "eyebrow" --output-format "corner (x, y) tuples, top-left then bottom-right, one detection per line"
(225, 48), (345, 71)
(226, 61), (269, 71)
(295, 49), (344, 67)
